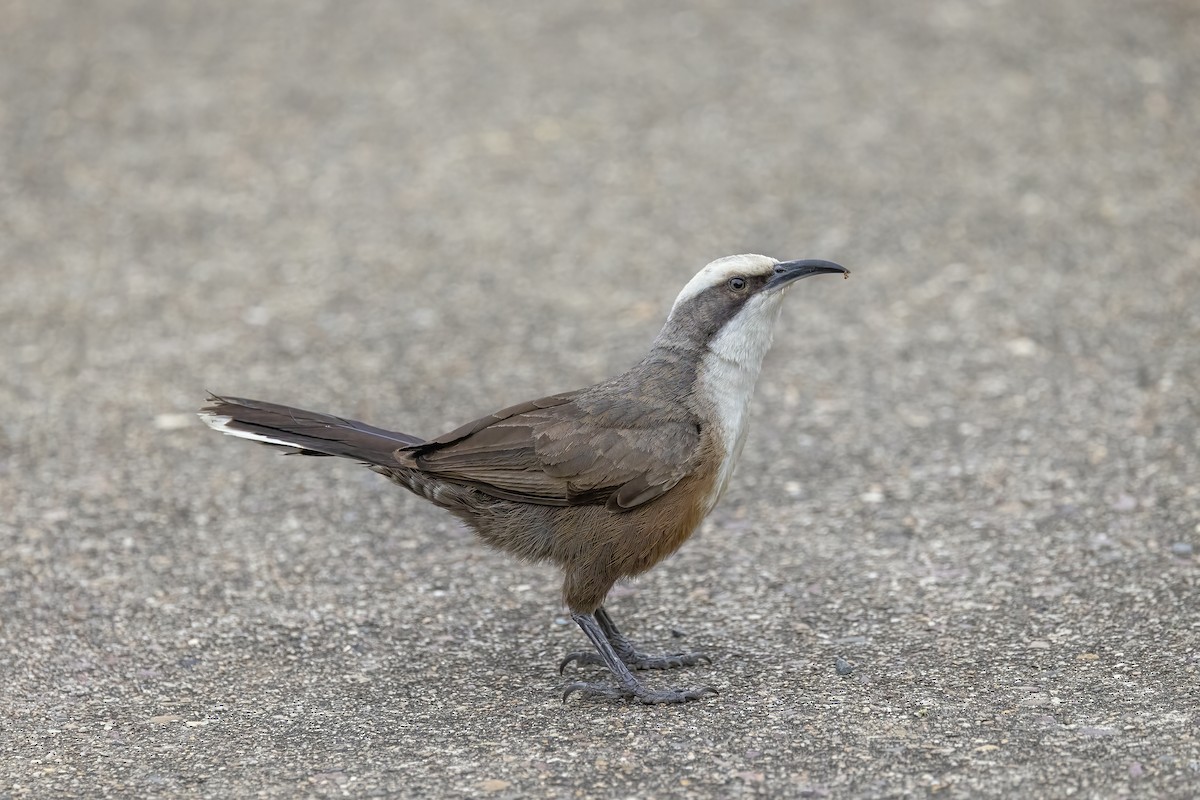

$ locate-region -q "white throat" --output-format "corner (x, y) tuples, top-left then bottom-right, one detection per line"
(696, 291), (786, 510)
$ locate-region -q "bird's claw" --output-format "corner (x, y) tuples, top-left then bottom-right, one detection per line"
(625, 652), (710, 670)
(559, 649), (711, 674)
(559, 650), (604, 673)
(562, 681), (718, 704)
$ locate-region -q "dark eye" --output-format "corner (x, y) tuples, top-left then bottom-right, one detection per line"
(728, 277), (747, 291)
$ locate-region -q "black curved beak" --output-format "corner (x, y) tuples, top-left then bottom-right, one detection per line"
(765, 259), (849, 291)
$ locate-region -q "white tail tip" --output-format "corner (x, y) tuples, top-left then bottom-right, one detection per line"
(198, 411), (300, 450)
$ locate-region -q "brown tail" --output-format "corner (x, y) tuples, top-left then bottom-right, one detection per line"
(199, 394), (423, 467)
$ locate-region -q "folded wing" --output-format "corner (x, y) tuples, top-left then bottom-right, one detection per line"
(400, 392), (700, 512)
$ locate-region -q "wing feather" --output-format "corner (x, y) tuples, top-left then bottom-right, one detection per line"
(402, 391), (700, 511)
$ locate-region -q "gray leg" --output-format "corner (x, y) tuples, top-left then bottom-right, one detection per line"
(561, 612), (717, 704)
(559, 606), (711, 673)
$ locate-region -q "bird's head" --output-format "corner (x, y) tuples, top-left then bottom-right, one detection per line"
(663, 254), (848, 346)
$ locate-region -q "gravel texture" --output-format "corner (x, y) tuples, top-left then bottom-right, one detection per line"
(2, 1), (1198, 797)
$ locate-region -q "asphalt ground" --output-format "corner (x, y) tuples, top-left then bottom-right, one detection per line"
(1, 1), (1198, 797)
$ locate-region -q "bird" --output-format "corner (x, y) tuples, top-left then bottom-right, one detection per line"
(200, 254), (849, 704)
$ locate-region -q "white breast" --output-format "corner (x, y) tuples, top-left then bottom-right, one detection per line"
(695, 292), (786, 512)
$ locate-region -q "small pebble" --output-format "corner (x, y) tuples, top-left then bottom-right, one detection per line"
(1170, 542), (1193, 556)
(835, 657), (854, 675)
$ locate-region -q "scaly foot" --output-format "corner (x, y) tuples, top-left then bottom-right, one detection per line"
(560, 610), (720, 705)
(558, 605), (710, 672)
(559, 648), (710, 673)
(562, 680), (718, 705)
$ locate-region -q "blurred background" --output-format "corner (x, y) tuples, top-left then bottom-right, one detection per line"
(1, 1), (1197, 796)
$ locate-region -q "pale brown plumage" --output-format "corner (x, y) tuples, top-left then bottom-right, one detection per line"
(371, 377), (720, 613)
(329, 341), (713, 612)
